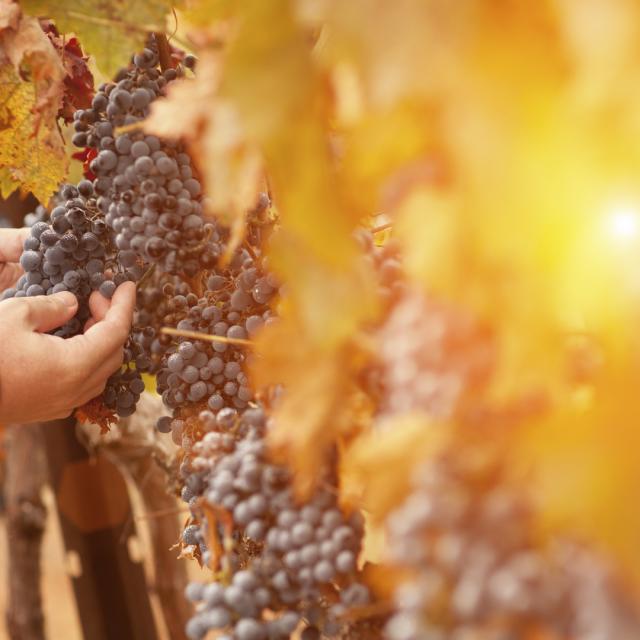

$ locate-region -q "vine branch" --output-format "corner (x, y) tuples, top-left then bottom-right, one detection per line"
(161, 326), (253, 346)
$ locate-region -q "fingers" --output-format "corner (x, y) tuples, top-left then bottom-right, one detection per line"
(0, 228), (30, 263)
(66, 282), (135, 363)
(88, 289), (112, 323)
(90, 350), (125, 385)
(94, 280), (136, 337)
(83, 289), (112, 331)
(85, 281), (136, 348)
(108, 280), (137, 320)
(2, 291), (78, 332)
(75, 350), (126, 406)
(76, 381), (110, 407)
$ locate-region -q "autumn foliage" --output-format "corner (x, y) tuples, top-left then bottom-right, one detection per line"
(2, 0), (640, 637)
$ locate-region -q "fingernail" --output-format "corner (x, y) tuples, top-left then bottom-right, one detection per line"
(57, 291), (78, 307)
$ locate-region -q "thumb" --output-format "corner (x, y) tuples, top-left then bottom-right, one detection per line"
(15, 292), (78, 333)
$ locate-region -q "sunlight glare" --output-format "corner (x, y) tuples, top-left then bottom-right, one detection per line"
(608, 205), (639, 241)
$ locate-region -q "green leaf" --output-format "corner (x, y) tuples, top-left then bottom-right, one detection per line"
(21, 0), (176, 76)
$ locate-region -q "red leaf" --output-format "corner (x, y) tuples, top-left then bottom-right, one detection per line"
(72, 147), (97, 180)
(40, 19), (94, 124)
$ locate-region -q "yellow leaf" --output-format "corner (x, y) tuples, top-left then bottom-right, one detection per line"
(21, 0), (175, 76)
(394, 186), (461, 296)
(0, 1), (67, 199)
(221, 0), (359, 268)
(0, 0), (65, 127)
(315, 0), (476, 108)
(340, 414), (447, 521)
(180, 0), (235, 26)
(251, 307), (372, 496)
(0, 65), (67, 202)
(339, 104), (441, 217)
(517, 357), (640, 589)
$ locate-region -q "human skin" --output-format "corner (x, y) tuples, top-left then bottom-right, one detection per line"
(0, 228), (136, 424)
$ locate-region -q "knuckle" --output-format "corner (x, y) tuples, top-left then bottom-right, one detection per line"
(23, 302), (39, 326)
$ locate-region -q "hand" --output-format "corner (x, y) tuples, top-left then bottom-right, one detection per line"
(0, 281), (136, 424)
(0, 227), (30, 290)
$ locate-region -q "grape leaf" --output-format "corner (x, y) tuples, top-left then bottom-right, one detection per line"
(41, 20), (94, 122)
(21, 0), (176, 76)
(250, 230), (378, 495)
(0, 0), (65, 127)
(314, 0), (477, 109)
(0, 1), (67, 200)
(251, 313), (371, 496)
(516, 356), (640, 589)
(0, 66), (67, 201)
(340, 415), (447, 521)
(216, 0), (380, 490)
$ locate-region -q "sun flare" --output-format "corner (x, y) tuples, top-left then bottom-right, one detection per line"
(607, 205), (640, 241)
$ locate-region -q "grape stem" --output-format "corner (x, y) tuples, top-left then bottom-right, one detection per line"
(160, 326), (253, 346)
(114, 121), (145, 136)
(242, 240), (258, 261)
(154, 32), (172, 71)
(136, 263), (156, 290)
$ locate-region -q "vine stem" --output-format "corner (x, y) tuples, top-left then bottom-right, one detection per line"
(154, 32), (172, 71)
(161, 326), (253, 346)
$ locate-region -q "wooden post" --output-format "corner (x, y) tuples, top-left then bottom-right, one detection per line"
(4, 423), (47, 640)
(42, 418), (158, 640)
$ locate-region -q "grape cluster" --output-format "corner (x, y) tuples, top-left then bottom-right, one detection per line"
(2, 37), (205, 422)
(102, 365), (146, 418)
(384, 451), (640, 640)
(71, 38), (211, 277)
(180, 413), (372, 640)
(151, 210), (277, 435)
(127, 272), (188, 377)
(185, 568), (301, 640)
(9, 184), (149, 418)
(374, 289), (496, 420)
(356, 229), (404, 305)
(143, 192), (374, 638)
(2, 182), (124, 328)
